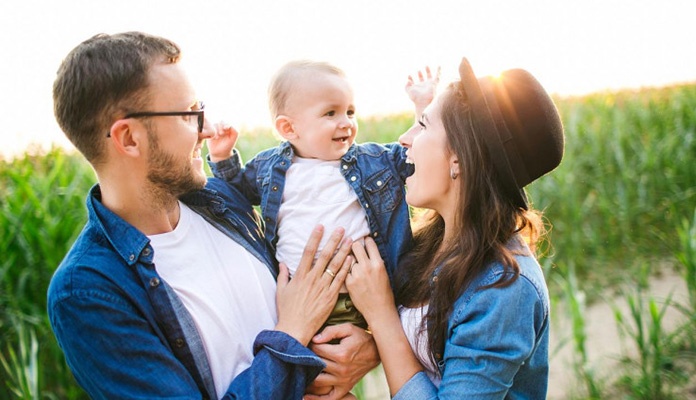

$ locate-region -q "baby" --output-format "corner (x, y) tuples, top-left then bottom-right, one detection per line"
(208, 60), (437, 330)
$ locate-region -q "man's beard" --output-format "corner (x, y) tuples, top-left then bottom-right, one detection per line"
(145, 129), (206, 202)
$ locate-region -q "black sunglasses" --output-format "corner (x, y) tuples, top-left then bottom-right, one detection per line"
(106, 102), (205, 137)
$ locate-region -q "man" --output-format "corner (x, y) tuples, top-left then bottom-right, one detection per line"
(48, 31), (376, 399)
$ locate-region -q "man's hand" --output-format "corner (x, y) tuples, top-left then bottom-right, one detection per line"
(304, 323), (379, 400)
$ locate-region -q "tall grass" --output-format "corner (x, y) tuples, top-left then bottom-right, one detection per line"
(1, 83), (695, 398)
(1, 147), (94, 399)
(529, 85), (696, 283)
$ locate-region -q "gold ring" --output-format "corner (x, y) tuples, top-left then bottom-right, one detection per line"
(324, 269), (335, 277)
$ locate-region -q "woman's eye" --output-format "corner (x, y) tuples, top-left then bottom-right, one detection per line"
(418, 120), (426, 129)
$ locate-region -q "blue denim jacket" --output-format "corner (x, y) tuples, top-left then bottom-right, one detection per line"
(394, 238), (550, 399)
(209, 141), (414, 279)
(47, 179), (325, 400)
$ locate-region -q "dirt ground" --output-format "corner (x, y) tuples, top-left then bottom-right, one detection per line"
(359, 269), (691, 399)
(547, 268), (690, 399)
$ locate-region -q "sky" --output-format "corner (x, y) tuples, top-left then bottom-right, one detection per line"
(1, 0), (695, 159)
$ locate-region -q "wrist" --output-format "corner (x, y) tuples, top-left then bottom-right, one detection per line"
(274, 322), (312, 346)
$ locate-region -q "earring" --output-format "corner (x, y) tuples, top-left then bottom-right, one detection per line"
(450, 168), (458, 180)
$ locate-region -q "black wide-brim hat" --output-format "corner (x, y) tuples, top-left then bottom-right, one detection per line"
(458, 57), (565, 209)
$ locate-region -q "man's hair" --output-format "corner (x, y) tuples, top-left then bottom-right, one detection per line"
(268, 60), (345, 119)
(53, 32), (181, 164)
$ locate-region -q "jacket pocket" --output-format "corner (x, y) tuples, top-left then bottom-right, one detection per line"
(363, 170), (401, 214)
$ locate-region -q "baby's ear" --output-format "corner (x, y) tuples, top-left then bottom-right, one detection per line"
(275, 115), (297, 140)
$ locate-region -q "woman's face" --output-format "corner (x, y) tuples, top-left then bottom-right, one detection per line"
(400, 93), (458, 215)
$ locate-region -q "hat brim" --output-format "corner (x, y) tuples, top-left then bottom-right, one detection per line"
(458, 58), (529, 209)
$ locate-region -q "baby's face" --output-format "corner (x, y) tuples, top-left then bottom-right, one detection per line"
(284, 73), (358, 160)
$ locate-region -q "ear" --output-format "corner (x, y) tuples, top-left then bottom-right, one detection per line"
(275, 115), (298, 140)
(108, 120), (143, 158)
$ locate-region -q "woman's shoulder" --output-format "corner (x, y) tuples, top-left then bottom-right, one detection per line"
(450, 251), (550, 324)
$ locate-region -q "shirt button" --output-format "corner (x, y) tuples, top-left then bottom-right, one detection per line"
(175, 338), (185, 348)
(350, 176), (357, 182)
(364, 203), (369, 208)
(432, 276), (439, 283)
(265, 217), (271, 222)
(342, 164), (348, 170)
(376, 180), (383, 186)
(373, 232), (379, 238)
(150, 277), (160, 287)
(280, 161), (286, 166)
(129, 254), (135, 261)
(142, 248), (151, 256)
(272, 185), (278, 191)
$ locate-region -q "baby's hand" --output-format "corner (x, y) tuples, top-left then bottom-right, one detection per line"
(405, 66), (440, 112)
(207, 122), (239, 163)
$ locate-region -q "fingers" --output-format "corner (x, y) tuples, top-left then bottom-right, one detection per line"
(348, 237), (382, 278)
(277, 262), (289, 291)
(363, 237), (380, 258)
(350, 240), (368, 263)
(295, 225), (326, 278)
(409, 66), (440, 83)
(314, 233), (351, 281)
(328, 252), (352, 292)
(312, 323), (352, 345)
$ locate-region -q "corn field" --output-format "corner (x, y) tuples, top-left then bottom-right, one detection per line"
(1, 83), (695, 399)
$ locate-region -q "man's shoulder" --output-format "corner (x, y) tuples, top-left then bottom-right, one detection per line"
(47, 225), (129, 306)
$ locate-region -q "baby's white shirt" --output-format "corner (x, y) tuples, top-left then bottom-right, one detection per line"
(276, 157), (370, 274)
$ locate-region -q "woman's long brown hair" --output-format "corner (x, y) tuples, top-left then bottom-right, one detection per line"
(393, 82), (546, 371)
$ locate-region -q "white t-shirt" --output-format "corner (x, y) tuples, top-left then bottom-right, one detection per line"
(148, 202), (277, 399)
(399, 304), (442, 386)
(276, 157), (370, 274)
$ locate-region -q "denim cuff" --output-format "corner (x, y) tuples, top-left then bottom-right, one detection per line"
(392, 371), (437, 400)
(208, 149), (242, 181)
(253, 330), (326, 368)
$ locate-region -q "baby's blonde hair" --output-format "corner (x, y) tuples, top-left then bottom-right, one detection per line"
(268, 60), (346, 119)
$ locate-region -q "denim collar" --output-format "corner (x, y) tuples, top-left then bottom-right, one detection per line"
(87, 184), (228, 267)
(88, 185), (150, 267)
(276, 140), (358, 163)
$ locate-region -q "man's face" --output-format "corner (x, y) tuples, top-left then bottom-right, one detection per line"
(139, 63), (208, 198)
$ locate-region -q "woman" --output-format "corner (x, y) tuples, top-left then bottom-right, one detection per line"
(345, 58), (564, 398)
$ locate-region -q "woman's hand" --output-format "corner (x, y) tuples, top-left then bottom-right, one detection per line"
(346, 238), (424, 395)
(275, 226), (353, 345)
(345, 237), (395, 324)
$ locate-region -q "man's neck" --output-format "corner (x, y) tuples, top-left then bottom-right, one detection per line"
(99, 178), (182, 236)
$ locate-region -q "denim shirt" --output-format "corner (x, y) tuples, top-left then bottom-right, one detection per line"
(394, 238), (550, 400)
(209, 141), (414, 279)
(47, 179), (325, 400)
